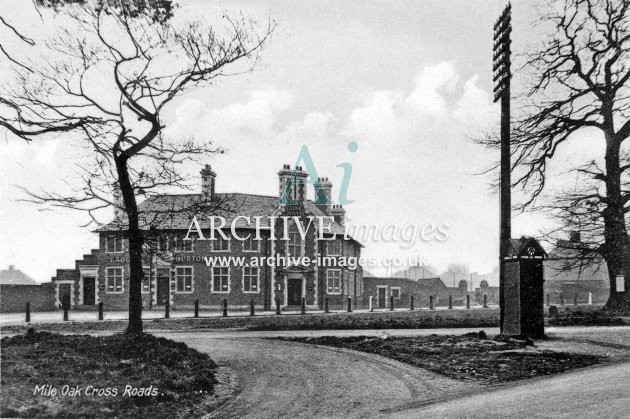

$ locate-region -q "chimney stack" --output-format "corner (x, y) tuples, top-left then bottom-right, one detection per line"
(330, 204), (346, 225)
(201, 164), (216, 200)
(278, 164), (308, 205)
(113, 183), (124, 220)
(314, 177), (333, 215)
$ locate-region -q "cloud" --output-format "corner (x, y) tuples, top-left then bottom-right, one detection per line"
(169, 89), (294, 141)
(406, 62), (459, 117)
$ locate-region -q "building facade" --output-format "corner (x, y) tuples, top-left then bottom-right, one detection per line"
(362, 276), (473, 309)
(51, 164), (363, 311)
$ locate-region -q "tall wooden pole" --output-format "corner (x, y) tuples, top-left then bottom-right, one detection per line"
(493, 3), (512, 333)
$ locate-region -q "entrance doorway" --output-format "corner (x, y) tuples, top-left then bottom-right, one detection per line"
(156, 268), (170, 305)
(83, 277), (95, 305)
(377, 286), (387, 308)
(287, 277), (303, 306)
(59, 284), (71, 308)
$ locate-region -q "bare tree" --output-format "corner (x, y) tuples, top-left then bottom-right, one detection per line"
(1, 2), (274, 334)
(479, 0), (629, 311)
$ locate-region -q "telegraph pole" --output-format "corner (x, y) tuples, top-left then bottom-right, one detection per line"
(493, 3), (511, 333)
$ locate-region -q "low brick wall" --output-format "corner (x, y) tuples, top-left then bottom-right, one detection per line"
(0, 283), (57, 312)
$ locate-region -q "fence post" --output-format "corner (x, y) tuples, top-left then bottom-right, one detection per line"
(448, 295), (453, 310)
(98, 302), (103, 320)
(250, 299), (255, 316)
(194, 299), (199, 318)
(483, 294), (488, 308)
(466, 294), (470, 309)
(574, 294), (578, 306)
(325, 297), (330, 313)
(390, 296), (394, 311)
(301, 297), (306, 315)
(410, 295), (414, 311)
(222, 298), (228, 317)
(369, 296), (373, 312)
(25, 302), (30, 323)
(560, 293), (564, 306)
(588, 292), (593, 305)
(165, 298), (170, 319)
(276, 297), (281, 315)
(63, 304), (69, 321)
(546, 294), (550, 306)
(347, 297), (352, 313)
(429, 295), (434, 310)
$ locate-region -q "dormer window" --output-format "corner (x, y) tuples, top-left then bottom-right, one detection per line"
(106, 236), (123, 253)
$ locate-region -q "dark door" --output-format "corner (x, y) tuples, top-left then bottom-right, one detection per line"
(83, 277), (95, 305)
(287, 278), (302, 305)
(378, 288), (386, 308)
(59, 284), (71, 308)
(156, 268), (170, 306)
(520, 261), (545, 338)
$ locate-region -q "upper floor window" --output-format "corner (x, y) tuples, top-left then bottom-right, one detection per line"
(175, 266), (193, 292)
(213, 234), (230, 252)
(106, 267), (123, 293)
(106, 236), (123, 253)
(326, 269), (341, 294)
(242, 235), (260, 252)
(172, 237), (193, 253)
(327, 240), (341, 256)
(243, 267), (259, 293)
(288, 232), (302, 257)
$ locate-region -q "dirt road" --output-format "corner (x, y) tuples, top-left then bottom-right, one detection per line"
(162, 333), (482, 418)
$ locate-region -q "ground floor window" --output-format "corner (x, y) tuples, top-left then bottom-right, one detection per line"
(106, 267), (123, 293)
(175, 267), (193, 293)
(243, 267), (259, 293)
(326, 269), (341, 294)
(213, 266), (230, 293)
(391, 287), (401, 300)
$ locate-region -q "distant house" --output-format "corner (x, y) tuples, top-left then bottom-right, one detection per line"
(0, 265), (39, 285)
(474, 279), (499, 305)
(543, 234), (609, 305)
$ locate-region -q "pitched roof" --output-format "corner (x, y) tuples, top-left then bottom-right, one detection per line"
(103, 192), (357, 244)
(506, 237), (548, 259)
(0, 265), (39, 285)
(366, 276), (448, 289)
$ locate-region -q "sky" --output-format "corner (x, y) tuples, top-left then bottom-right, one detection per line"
(0, 0), (605, 284)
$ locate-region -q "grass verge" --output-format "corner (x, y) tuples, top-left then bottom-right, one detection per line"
(280, 332), (603, 384)
(1, 330), (219, 418)
(1, 309), (500, 334)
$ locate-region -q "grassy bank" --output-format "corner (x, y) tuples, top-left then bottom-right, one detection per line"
(282, 332), (603, 384)
(1, 331), (219, 418)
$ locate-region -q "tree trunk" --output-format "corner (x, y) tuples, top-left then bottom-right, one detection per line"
(115, 154), (144, 335)
(602, 129), (630, 312)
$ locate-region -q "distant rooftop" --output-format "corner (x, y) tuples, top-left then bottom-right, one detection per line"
(0, 265), (39, 285)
